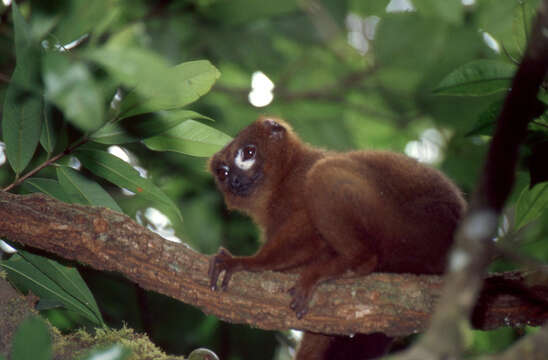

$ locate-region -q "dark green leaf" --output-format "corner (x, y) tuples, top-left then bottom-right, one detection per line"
(1, 253), (103, 325)
(80, 344), (132, 360)
(91, 110), (213, 144)
(43, 52), (104, 132)
(512, 0), (537, 54)
(22, 178), (72, 203)
(515, 183), (548, 230)
(12, 2), (37, 64)
(465, 100), (503, 137)
(39, 103), (59, 154)
(2, 81), (43, 175)
(36, 298), (64, 311)
(51, 0), (116, 45)
(144, 120), (232, 157)
(433, 60), (516, 96)
(56, 166), (123, 212)
(11, 316), (52, 360)
(17, 250), (104, 325)
(1, 2), (42, 175)
(75, 149), (183, 223)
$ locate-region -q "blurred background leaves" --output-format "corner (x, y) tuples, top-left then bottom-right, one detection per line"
(0, 0), (547, 359)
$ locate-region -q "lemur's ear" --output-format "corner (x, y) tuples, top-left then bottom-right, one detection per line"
(262, 117), (285, 137)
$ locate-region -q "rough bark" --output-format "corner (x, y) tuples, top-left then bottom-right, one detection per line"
(1, 191), (547, 339)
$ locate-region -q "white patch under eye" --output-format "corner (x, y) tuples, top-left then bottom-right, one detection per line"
(235, 149), (255, 170)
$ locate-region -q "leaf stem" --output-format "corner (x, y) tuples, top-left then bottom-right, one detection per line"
(2, 136), (89, 192)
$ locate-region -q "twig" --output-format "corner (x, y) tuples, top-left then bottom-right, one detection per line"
(1, 136), (89, 192)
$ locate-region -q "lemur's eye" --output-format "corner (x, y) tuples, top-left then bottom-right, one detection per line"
(216, 166), (229, 181)
(243, 145), (256, 161)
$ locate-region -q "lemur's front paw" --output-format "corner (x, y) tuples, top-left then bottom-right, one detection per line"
(288, 283), (313, 319)
(208, 247), (234, 291)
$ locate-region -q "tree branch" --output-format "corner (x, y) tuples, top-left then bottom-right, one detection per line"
(0, 191), (547, 338)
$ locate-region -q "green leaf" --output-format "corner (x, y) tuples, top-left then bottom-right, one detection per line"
(80, 344), (132, 360)
(39, 103), (59, 154)
(434, 60), (516, 96)
(465, 100), (503, 137)
(18, 251), (103, 325)
(43, 52), (104, 132)
(85, 46), (171, 90)
(11, 316), (52, 360)
(2, 2), (42, 175)
(413, 0), (463, 24)
(56, 166), (123, 212)
(22, 178), (72, 203)
(51, 0), (116, 45)
(512, 0), (536, 55)
(515, 182), (548, 230)
(36, 298), (64, 311)
(12, 2), (37, 65)
(144, 120), (232, 157)
(120, 60), (221, 118)
(85, 47), (219, 117)
(75, 149), (183, 223)
(91, 110), (213, 145)
(1, 253), (103, 326)
(2, 81), (43, 175)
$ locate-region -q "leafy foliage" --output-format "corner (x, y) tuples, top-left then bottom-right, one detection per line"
(76, 149), (182, 222)
(515, 183), (548, 231)
(0, 250), (104, 326)
(2, 2), (42, 175)
(10, 316), (52, 360)
(433, 60), (516, 96)
(56, 165), (123, 212)
(143, 120), (233, 157)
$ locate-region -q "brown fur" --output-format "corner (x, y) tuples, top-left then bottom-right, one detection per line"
(208, 116), (466, 359)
